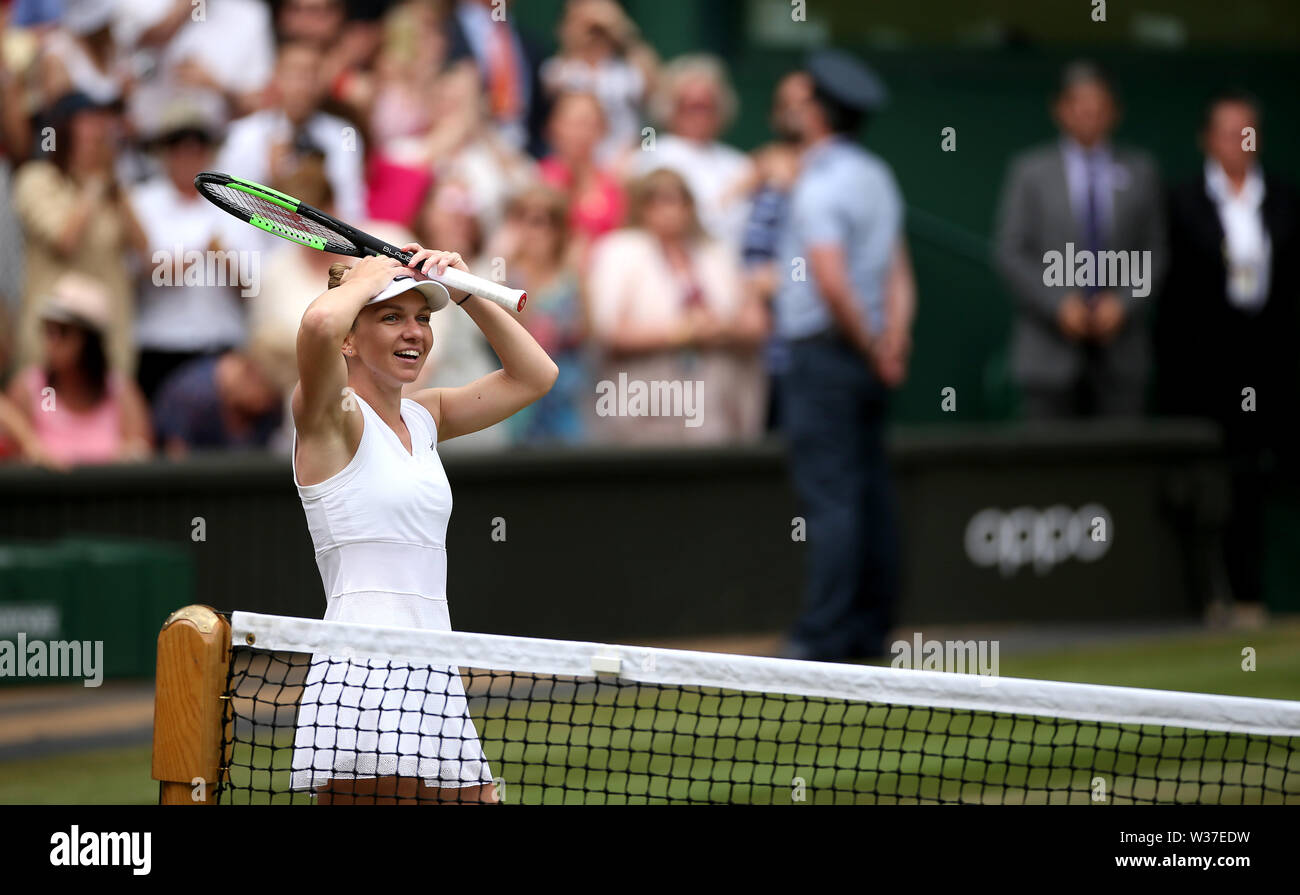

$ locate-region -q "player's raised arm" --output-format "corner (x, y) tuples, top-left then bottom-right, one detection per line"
(403, 246), (558, 442)
(294, 256), (402, 429)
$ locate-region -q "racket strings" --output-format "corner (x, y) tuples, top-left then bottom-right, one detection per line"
(198, 182), (358, 254)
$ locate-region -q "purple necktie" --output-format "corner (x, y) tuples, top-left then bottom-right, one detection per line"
(1083, 152), (1104, 303)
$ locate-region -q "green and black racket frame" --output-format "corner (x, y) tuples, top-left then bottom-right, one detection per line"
(193, 171), (526, 311)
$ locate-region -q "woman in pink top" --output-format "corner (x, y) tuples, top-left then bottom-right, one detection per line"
(586, 167), (768, 445)
(538, 91), (626, 263)
(4, 272), (152, 467)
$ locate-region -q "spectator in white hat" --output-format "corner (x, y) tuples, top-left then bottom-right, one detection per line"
(128, 88), (255, 403)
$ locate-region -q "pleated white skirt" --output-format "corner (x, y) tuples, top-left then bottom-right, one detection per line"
(290, 592), (494, 791)
(290, 657), (494, 790)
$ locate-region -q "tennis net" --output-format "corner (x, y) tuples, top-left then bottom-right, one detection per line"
(200, 611), (1300, 805)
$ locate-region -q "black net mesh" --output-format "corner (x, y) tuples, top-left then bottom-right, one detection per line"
(215, 645), (1300, 805)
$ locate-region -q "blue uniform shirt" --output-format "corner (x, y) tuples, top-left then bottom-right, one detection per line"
(774, 136), (903, 340)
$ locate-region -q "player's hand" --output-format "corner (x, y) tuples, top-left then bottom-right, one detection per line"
(339, 255), (403, 297)
(1057, 292), (1090, 342)
(1089, 291), (1126, 344)
(402, 243), (470, 304)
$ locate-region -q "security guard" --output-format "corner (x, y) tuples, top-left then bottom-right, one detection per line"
(776, 50), (916, 662)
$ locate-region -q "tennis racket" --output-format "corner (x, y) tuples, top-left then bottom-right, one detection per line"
(193, 171), (527, 312)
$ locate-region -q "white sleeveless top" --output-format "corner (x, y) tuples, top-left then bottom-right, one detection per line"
(291, 392), (455, 632)
(289, 392), (494, 791)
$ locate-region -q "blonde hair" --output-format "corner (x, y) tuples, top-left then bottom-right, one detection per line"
(505, 184), (571, 263)
(327, 261), (350, 289)
(626, 167), (705, 239)
(327, 261), (360, 334)
(651, 54), (738, 129)
(245, 325), (298, 393)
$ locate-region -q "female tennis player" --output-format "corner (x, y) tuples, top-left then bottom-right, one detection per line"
(289, 245), (558, 804)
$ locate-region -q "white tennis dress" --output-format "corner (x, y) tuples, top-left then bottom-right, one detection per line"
(289, 392), (493, 791)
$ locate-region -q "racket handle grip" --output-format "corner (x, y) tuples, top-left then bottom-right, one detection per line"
(433, 266), (528, 313)
(391, 249), (526, 312)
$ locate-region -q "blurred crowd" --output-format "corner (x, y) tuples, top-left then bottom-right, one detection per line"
(0, 0), (788, 465)
(0, 2), (1295, 513)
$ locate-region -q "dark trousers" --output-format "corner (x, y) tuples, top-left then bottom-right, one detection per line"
(1021, 347), (1143, 419)
(1224, 453), (1267, 605)
(781, 334), (899, 660)
(1222, 415), (1284, 606)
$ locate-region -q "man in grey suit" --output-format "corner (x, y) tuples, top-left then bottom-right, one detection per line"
(994, 62), (1166, 418)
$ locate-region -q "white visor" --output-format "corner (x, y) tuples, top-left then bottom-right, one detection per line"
(366, 272), (452, 312)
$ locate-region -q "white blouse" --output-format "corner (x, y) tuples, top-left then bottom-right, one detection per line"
(1205, 160), (1271, 312)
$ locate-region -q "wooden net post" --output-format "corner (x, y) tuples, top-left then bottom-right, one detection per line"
(151, 605), (231, 805)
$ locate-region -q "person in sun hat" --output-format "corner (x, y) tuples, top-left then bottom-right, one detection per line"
(2, 271), (153, 467)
